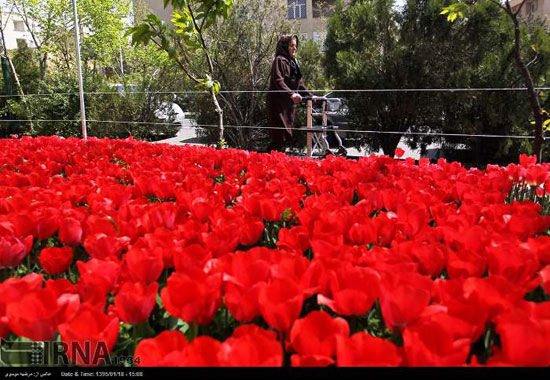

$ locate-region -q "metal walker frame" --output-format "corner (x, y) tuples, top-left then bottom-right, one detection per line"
(304, 97), (346, 157)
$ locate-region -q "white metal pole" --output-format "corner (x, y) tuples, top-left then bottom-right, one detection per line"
(72, 0), (87, 140)
(307, 99), (312, 156)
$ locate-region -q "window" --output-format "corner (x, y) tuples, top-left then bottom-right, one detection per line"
(13, 20), (25, 32)
(312, 31), (327, 50)
(313, 0), (336, 18)
(526, 0), (537, 14)
(320, 32), (327, 47)
(313, 32), (319, 43)
(16, 39), (28, 48)
(288, 0), (307, 20)
(313, 31), (327, 45)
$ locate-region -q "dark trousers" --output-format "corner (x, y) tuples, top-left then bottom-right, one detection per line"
(266, 128), (292, 153)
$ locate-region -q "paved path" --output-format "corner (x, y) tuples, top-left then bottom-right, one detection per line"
(154, 114), (205, 146)
(155, 116), (439, 160)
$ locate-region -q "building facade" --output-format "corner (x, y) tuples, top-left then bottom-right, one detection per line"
(510, 0), (550, 23)
(287, 0), (338, 44)
(0, 1), (36, 50)
(139, 0), (174, 23)
(140, 0), (344, 46)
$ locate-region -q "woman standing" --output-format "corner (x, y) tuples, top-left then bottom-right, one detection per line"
(266, 34), (317, 152)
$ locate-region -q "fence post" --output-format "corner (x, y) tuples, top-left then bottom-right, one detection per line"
(322, 100), (327, 128)
(72, 0), (87, 140)
(307, 99), (312, 156)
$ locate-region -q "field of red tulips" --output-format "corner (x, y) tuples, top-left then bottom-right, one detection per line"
(1, 136), (550, 367)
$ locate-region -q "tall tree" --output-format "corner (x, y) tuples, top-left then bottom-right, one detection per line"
(325, 0), (550, 163)
(442, 0), (546, 162)
(324, 0), (417, 155)
(128, 0), (234, 147)
(0, 5), (33, 131)
(1, 0), (186, 140)
(189, 0), (295, 149)
(9, 0), (132, 79)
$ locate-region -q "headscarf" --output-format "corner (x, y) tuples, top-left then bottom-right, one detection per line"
(275, 34), (302, 80)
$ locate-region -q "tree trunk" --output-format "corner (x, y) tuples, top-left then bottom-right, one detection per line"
(506, 2), (544, 161)
(211, 89), (224, 146)
(40, 52), (48, 80)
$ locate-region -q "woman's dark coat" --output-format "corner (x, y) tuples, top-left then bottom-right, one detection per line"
(266, 55), (312, 137)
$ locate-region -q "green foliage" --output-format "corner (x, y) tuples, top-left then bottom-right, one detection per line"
(198, 74), (221, 94)
(324, 0), (550, 164)
(128, 0), (235, 144)
(172, 8), (202, 49)
(324, 0), (410, 155)
(300, 38), (332, 92)
(438, 0), (550, 163)
(189, 0), (294, 150)
(129, 1), (235, 79)
(0, 0), (186, 140)
(0, 68), (181, 140)
(127, 14), (180, 60)
(10, 43), (41, 95)
(10, 0), (133, 74)
(440, 3), (466, 21)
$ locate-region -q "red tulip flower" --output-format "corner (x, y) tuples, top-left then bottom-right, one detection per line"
(403, 319), (471, 366)
(173, 244), (211, 273)
(519, 153), (537, 166)
(0, 235), (33, 269)
(77, 259), (120, 308)
(83, 233), (129, 260)
(238, 217), (265, 246)
(39, 247), (73, 275)
(58, 304), (120, 367)
(394, 148), (405, 158)
(336, 332), (402, 366)
(380, 272), (433, 330)
(0, 274), (44, 338)
(114, 282), (158, 325)
(495, 308), (550, 366)
(219, 325), (282, 366)
(124, 246), (164, 285)
(161, 270), (222, 326)
(182, 336), (222, 366)
(77, 259), (120, 294)
(259, 197), (286, 222)
(59, 217), (83, 247)
(223, 257), (270, 322)
(134, 331), (187, 366)
(7, 287), (80, 341)
(290, 311), (349, 366)
(259, 278), (304, 333)
(317, 265), (381, 317)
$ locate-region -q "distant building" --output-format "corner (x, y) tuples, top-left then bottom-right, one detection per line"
(287, 0), (340, 45)
(510, 0), (550, 23)
(0, 0), (37, 50)
(140, 0), (346, 46)
(138, 0), (174, 23)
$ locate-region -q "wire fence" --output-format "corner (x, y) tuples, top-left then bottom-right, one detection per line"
(0, 118), (544, 140)
(0, 87), (547, 141)
(2, 86), (550, 97)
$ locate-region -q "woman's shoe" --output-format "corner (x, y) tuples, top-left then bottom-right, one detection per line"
(336, 146), (348, 157)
